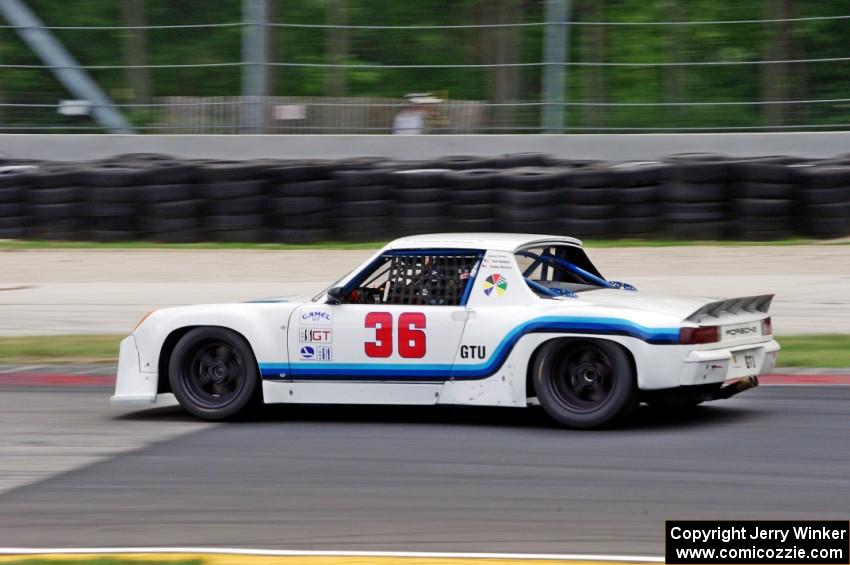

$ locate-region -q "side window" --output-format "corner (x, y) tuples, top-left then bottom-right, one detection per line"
(346, 253), (479, 306)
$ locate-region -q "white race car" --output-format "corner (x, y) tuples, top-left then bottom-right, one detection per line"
(113, 233), (779, 428)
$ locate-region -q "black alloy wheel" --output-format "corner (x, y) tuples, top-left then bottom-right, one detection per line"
(533, 339), (637, 429)
(169, 327), (260, 420)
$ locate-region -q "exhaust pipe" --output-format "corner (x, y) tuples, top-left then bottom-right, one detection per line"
(713, 375), (759, 400)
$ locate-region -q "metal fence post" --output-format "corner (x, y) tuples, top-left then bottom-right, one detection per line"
(0, 0), (135, 133)
(241, 0), (269, 133)
(541, 0), (569, 133)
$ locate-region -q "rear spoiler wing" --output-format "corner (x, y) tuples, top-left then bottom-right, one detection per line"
(686, 294), (774, 323)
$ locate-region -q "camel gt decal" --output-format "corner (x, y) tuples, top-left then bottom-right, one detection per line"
(483, 273), (508, 296)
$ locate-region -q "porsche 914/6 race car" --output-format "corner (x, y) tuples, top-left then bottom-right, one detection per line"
(113, 233), (780, 428)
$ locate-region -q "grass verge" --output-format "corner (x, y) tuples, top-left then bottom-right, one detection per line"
(0, 237), (840, 251)
(0, 334), (848, 368)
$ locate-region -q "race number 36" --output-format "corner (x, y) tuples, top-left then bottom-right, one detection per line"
(364, 312), (426, 358)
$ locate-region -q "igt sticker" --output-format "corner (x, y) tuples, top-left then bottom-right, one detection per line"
(483, 273), (507, 296)
(299, 327), (332, 343)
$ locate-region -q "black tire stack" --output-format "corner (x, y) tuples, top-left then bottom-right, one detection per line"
(332, 167), (395, 241)
(0, 167), (35, 240)
(266, 162), (335, 243)
(499, 167), (564, 234)
(27, 163), (81, 240)
(199, 161), (267, 242)
(729, 157), (798, 240)
(445, 168), (502, 233)
(135, 158), (204, 243)
(79, 162), (149, 242)
(391, 169), (449, 236)
(793, 163), (850, 239)
(663, 154), (730, 240)
(608, 161), (669, 238)
(561, 165), (616, 238)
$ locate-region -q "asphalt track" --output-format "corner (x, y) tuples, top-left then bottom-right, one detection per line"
(0, 383), (847, 555)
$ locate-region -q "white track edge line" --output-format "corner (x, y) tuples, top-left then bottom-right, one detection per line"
(0, 547), (665, 562)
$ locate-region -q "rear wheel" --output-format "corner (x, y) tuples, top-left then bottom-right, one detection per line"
(533, 339), (637, 429)
(169, 327), (260, 420)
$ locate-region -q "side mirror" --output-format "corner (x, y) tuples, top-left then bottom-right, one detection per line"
(326, 286), (345, 305)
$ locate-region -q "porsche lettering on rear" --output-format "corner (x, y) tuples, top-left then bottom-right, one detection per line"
(112, 233), (780, 429)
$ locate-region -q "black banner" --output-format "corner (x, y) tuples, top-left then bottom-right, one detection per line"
(666, 520), (849, 564)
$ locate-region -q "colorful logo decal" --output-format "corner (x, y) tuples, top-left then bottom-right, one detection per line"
(298, 345), (332, 361)
(483, 273), (508, 296)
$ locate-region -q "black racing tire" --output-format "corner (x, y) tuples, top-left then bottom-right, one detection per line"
(804, 202), (850, 219)
(336, 184), (390, 201)
(0, 186), (24, 204)
(28, 186), (78, 205)
(270, 180), (333, 198)
(452, 217), (494, 231)
(0, 227), (26, 239)
(396, 202), (446, 218)
(498, 188), (558, 207)
(533, 339), (637, 429)
(333, 169), (389, 187)
(445, 168), (502, 190)
(450, 188), (492, 206)
(270, 196), (328, 216)
(212, 228), (265, 243)
(208, 195), (265, 215)
(205, 214), (261, 231)
(0, 202), (24, 217)
(732, 182), (794, 200)
(567, 167), (615, 188)
(397, 216), (446, 232)
(564, 203), (615, 220)
(143, 216), (200, 234)
(668, 221), (728, 240)
(617, 185), (661, 204)
(148, 199), (203, 218)
(168, 327), (260, 420)
(662, 182), (727, 203)
(138, 184), (197, 203)
(396, 187), (446, 204)
(82, 165), (148, 187)
(559, 217), (614, 238)
(621, 202), (658, 217)
(798, 186), (850, 205)
(567, 187), (612, 205)
(451, 203), (493, 220)
(619, 216), (658, 236)
(271, 210), (331, 229)
(85, 202), (137, 217)
(30, 203), (77, 221)
(393, 169), (448, 188)
(203, 180), (263, 200)
(733, 198), (794, 217)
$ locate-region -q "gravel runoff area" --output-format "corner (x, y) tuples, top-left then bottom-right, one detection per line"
(0, 245), (847, 336)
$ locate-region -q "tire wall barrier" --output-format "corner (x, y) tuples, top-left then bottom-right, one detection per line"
(0, 151), (849, 243)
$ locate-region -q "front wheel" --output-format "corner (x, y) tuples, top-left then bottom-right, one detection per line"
(532, 339), (637, 429)
(168, 327), (260, 420)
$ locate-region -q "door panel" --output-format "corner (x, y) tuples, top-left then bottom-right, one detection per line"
(288, 304), (467, 382)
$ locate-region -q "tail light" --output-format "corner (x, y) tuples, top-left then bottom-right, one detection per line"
(679, 325), (720, 345)
(762, 317), (773, 335)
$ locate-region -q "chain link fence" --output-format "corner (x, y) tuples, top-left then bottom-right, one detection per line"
(0, 1), (849, 133)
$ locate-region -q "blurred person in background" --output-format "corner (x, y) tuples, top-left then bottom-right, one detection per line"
(393, 93), (442, 134)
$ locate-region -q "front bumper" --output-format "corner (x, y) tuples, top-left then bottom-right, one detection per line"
(681, 338), (780, 386)
(110, 335), (158, 405)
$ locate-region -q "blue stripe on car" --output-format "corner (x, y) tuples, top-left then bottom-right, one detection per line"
(260, 316), (679, 382)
